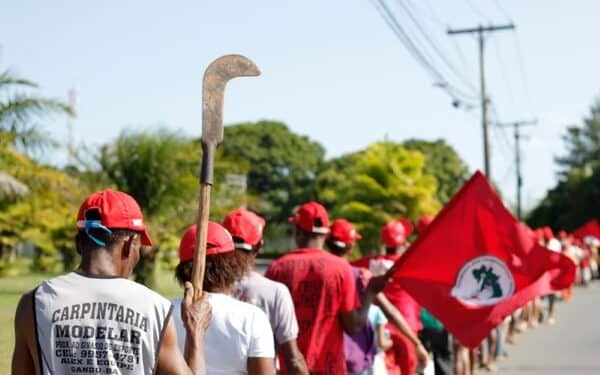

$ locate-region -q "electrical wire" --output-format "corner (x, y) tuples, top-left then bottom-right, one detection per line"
(371, 0), (478, 104)
(512, 32), (535, 117)
(493, 37), (518, 113)
(492, 0), (514, 22)
(464, 0), (492, 22)
(395, 0), (479, 93)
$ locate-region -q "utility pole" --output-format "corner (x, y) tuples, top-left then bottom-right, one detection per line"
(67, 88), (79, 166)
(497, 120), (537, 220)
(448, 24), (515, 179)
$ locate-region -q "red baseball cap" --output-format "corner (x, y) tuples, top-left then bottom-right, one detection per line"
(222, 207), (266, 251)
(380, 221), (407, 248)
(76, 189), (152, 246)
(288, 201), (330, 234)
(179, 221), (235, 262)
(416, 215), (434, 234)
(543, 226), (554, 241)
(330, 219), (362, 246)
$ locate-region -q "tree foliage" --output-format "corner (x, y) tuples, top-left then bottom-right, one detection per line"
(317, 142), (440, 252)
(528, 99), (600, 231)
(0, 70), (71, 152)
(403, 139), (470, 203)
(0, 143), (84, 274)
(555, 99), (600, 175)
(97, 128), (249, 285)
(221, 121), (325, 222)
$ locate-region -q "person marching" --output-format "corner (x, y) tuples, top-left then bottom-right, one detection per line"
(172, 221), (275, 375)
(353, 219), (423, 375)
(326, 219), (428, 375)
(12, 189), (212, 375)
(222, 207), (308, 374)
(265, 202), (387, 375)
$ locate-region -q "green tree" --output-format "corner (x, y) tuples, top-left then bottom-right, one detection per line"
(0, 144), (84, 274)
(97, 128), (248, 286)
(317, 142), (440, 252)
(527, 99), (600, 231)
(555, 99), (600, 175)
(0, 70), (71, 151)
(403, 139), (470, 203)
(221, 121), (325, 223)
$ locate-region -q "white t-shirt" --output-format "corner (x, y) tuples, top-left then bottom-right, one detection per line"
(172, 292), (275, 375)
(234, 271), (299, 345)
(35, 272), (171, 375)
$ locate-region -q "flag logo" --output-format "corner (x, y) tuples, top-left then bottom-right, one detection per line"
(451, 256), (515, 306)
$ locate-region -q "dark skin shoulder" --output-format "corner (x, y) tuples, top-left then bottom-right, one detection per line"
(12, 290), (40, 375)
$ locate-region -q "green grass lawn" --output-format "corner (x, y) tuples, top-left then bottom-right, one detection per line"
(0, 269), (182, 373)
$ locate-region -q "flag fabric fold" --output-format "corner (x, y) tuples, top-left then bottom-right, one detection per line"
(388, 171), (576, 348)
(572, 219), (600, 241)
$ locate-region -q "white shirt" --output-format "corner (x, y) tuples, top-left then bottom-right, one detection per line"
(235, 271), (299, 345)
(35, 272), (171, 375)
(172, 292), (275, 375)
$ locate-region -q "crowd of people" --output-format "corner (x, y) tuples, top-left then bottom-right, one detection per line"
(11, 189), (596, 375)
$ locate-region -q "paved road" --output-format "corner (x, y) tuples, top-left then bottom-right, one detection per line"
(498, 283), (600, 374)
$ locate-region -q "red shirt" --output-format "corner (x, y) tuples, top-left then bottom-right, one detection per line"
(266, 248), (358, 375)
(352, 255), (422, 333)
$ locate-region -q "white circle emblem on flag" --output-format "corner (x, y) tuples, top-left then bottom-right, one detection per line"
(451, 255), (515, 306)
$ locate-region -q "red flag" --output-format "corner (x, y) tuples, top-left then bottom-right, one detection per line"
(388, 171), (575, 348)
(572, 219), (600, 241)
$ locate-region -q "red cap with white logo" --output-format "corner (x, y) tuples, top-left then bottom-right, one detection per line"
(222, 207), (266, 251)
(179, 221), (235, 262)
(380, 221), (408, 248)
(288, 201), (330, 234)
(76, 189), (152, 246)
(330, 219), (362, 247)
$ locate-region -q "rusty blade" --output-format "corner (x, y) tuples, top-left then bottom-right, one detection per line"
(202, 55), (261, 145)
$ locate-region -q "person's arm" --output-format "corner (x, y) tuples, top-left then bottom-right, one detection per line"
(247, 306), (275, 375)
(273, 285), (308, 375)
(341, 274), (389, 335)
(376, 324), (393, 351)
(374, 293), (428, 366)
(247, 357), (275, 375)
(157, 282), (212, 375)
(279, 340), (308, 375)
(12, 291), (39, 375)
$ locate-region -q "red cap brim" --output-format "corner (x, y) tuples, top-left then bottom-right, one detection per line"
(141, 228), (152, 247)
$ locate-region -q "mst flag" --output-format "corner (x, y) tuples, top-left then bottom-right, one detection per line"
(388, 171), (575, 348)
(572, 219), (600, 242)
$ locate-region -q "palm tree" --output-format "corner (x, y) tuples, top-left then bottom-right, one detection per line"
(0, 69), (71, 151)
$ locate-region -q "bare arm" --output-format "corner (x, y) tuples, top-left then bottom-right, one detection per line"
(375, 293), (428, 365)
(279, 340), (308, 375)
(12, 291), (39, 375)
(157, 282), (211, 375)
(157, 319), (196, 375)
(247, 357), (275, 375)
(341, 275), (389, 335)
(376, 324), (393, 351)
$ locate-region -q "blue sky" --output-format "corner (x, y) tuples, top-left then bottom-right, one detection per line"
(2, 1), (599, 211)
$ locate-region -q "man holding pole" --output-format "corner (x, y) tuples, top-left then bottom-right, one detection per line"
(223, 207), (308, 374)
(11, 190), (212, 375)
(265, 202), (388, 375)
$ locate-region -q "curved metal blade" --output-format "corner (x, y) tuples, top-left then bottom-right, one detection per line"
(202, 54), (261, 145)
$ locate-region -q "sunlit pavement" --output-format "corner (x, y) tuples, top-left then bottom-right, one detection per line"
(498, 282), (600, 374)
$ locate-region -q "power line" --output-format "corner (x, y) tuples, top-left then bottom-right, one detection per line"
(512, 32), (535, 117)
(395, 0), (478, 93)
(492, 37), (518, 112)
(448, 23), (516, 178)
(464, 0), (492, 22)
(497, 119), (537, 219)
(493, 0), (514, 22)
(371, 0), (478, 104)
